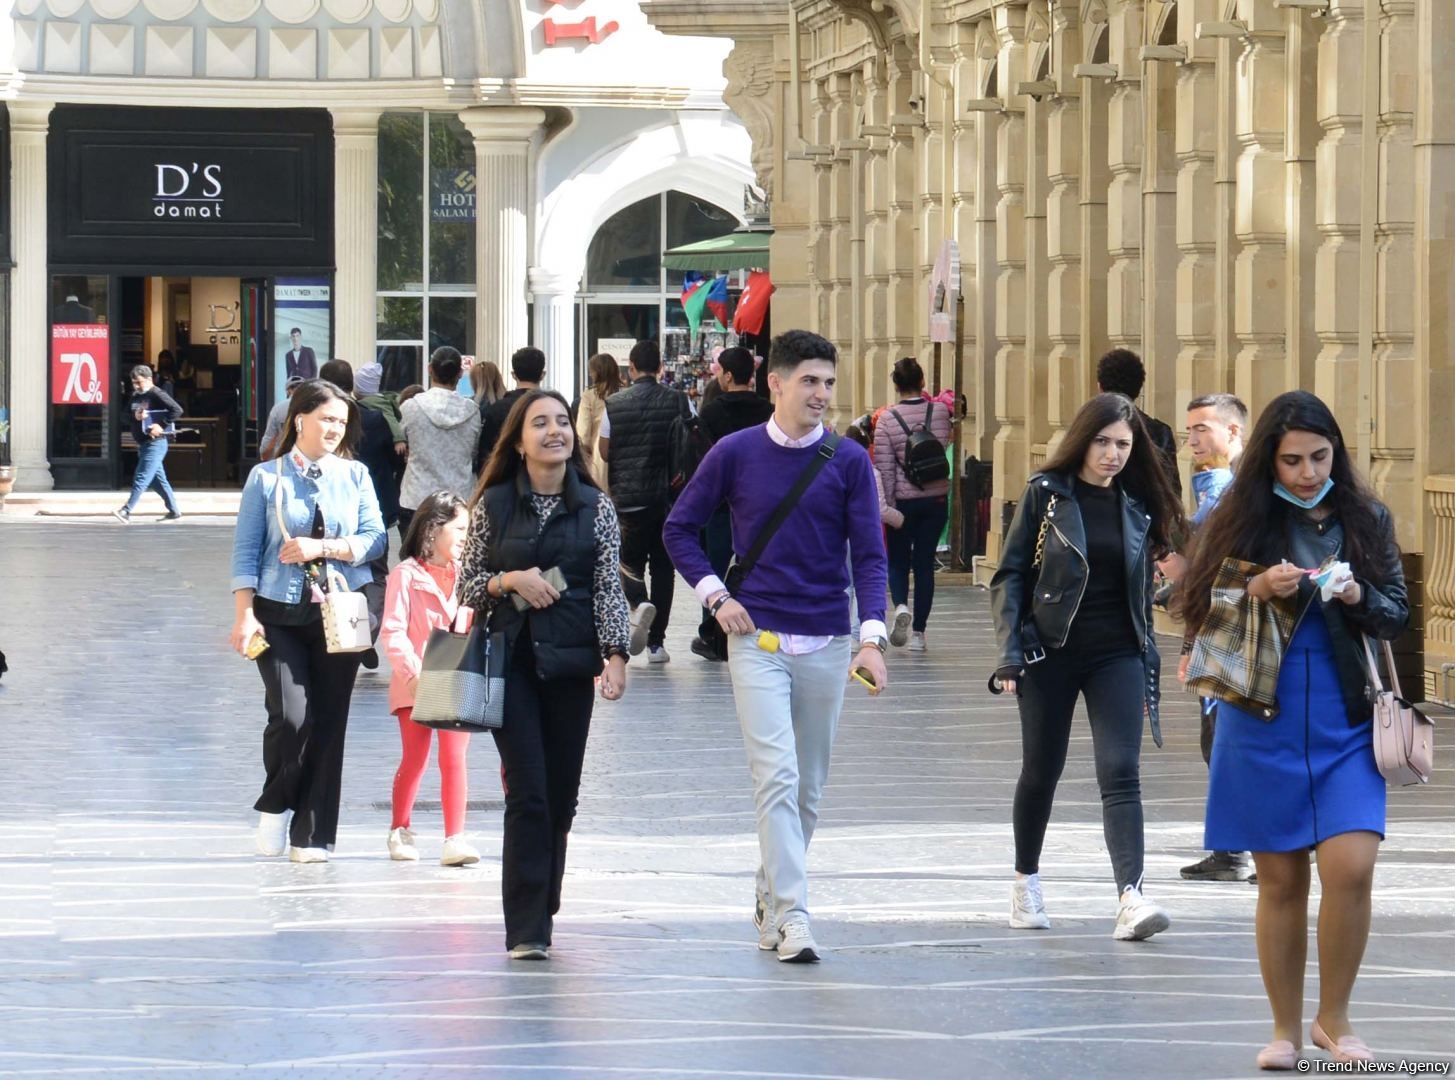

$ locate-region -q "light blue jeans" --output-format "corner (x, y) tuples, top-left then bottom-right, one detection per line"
(727, 633), (851, 927)
(125, 437), (179, 514)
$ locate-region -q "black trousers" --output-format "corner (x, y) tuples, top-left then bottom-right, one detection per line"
(1013, 645), (1147, 893)
(886, 495), (949, 631)
(618, 507), (675, 648)
(362, 530), (391, 643)
(491, 638), (596, 949)
(253, 616), (364, 850)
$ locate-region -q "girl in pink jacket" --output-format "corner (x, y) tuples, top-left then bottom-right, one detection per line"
(380, 491), (478, 866)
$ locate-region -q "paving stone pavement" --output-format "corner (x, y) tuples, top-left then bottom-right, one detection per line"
(1, 517), (1452, 1079)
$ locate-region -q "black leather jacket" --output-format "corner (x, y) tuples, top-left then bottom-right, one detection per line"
(990, 471), (1156, 673)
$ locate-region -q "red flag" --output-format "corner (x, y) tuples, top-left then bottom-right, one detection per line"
(732, 271), (774, 335)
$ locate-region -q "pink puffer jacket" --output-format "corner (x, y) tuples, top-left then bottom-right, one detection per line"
(872, 397), (953, 504)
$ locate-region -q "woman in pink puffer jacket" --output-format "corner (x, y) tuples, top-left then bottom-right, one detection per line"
(871, 357), (953, 651)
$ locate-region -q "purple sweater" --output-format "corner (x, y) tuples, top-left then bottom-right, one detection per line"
(663, 425), (888, 636)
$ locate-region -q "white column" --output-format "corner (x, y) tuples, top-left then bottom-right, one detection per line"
(9, 103), (53, 491)
(458, 107), (545, 371)
(529, 268), (579, 396)
(330, 109), (381, 371)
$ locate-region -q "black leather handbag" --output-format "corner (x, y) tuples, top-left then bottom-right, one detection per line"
(411, 620), (507, 732)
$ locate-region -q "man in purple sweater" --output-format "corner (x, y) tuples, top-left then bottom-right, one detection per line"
(663, 329), (889, 963)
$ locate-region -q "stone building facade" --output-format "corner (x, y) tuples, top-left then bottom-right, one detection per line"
(645, 0), (1455, 690)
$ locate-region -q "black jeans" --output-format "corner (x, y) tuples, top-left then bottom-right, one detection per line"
(1013, 645), (1147, 893)
(363, 529), (392, 644)
(253, 616), (364, 850)
(618, 506), (675, 648)
(886, 496), (948, 631)
(696, 504), (733, 642)
(491, 637), (596, 949)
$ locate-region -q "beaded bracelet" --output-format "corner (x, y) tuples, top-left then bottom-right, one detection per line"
(708, 592), (733, 617)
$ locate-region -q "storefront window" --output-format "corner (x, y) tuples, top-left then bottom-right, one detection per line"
(48, 275), (111, 460)
(666, 191), (738, 250)
(377, 112), (477, 371)
(585, 195), (661, 292)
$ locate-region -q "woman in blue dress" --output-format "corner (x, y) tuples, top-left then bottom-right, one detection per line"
(1176, 391), (1407, 1071)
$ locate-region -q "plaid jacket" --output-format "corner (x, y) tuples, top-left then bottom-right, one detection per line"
(1185, 558), (1299, 718)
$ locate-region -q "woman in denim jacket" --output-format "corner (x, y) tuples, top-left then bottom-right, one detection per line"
(230, 379), (387, 863)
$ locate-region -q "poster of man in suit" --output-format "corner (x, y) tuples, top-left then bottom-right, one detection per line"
(273, 279), (330, 403)
(283, 328), (317, 380)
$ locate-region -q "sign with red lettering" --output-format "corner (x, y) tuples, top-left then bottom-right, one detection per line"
(51, 324), (110, 405)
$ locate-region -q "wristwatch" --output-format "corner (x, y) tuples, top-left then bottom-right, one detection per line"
(860, 635), (889, 654)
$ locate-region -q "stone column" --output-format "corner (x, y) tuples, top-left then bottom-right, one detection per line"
(767, 31), (815, 335)
(805, 78), (833, 334)
(1283, 7), (1321, 391)
(826, 74), (856, 356)
(1176, 9), (1222, 406)
(972, 34), (1002, 464)
(950, 22), (982, 452)
(1023, 89), (1051, 471)
(331, 109), (381, 372)
(1232, 2), (1289, 412)
(862, 57), (892, 382)
(528, 270), (578, 395)
(1080, 58), (1112, 394)
(989, 3), (1029, 566)
(1313, 1), (1367, 432)
(887, 47), (920, 361)
(458, 107), (545, 372)
(1142, 45), (1179, 429)
(1045, 6), (1083, 457)
(1106, 0), (1145, 361)
(1372, 0), (1418, 533)
(8, 103), (53, 490)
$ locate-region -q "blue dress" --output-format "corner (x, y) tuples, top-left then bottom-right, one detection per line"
(1204, 607), (1386, 852)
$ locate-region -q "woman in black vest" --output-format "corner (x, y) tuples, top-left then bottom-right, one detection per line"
(459, 389), (631, 960)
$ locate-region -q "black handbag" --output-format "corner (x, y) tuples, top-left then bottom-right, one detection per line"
(411, 619), (507, 732)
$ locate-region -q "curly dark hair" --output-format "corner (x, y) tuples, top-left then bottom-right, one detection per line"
(1041, 392), (1185, 556)
(1096, 348), (1146, 399)
(1173, 390), (1397, 634)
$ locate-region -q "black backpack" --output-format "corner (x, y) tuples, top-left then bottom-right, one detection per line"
(891, 402), (950, 488)
(667, 408), (713, 500)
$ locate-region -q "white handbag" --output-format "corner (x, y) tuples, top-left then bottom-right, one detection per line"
(273, 459), (372, 654)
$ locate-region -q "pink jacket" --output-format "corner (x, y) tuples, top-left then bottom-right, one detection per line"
(380, 557), (470, 715)
(872, 397), (953, 504)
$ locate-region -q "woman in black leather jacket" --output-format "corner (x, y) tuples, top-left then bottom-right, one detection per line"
(1174, 391), (1406, 1070)
(990, 393), (1185, 942)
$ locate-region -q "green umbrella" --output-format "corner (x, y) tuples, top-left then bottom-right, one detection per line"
(662, 230), (771, 273)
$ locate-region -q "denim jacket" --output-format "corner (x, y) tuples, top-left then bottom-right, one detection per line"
(230, 453), (386, 602)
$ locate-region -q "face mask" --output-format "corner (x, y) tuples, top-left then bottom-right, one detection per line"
(1273, 478), (1334, 510)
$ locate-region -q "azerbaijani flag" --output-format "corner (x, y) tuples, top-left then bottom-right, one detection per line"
(682, 273), (728, 336)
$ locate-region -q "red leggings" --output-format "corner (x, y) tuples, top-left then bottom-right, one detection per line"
(392, 708), (470, 837)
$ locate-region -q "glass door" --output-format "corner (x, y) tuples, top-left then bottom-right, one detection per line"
(240, 278), (270, 470)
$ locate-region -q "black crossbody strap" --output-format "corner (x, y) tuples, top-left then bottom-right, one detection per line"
(737, 432), (843, 581)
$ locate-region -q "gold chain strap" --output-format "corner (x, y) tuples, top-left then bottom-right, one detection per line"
(1031, 494), (1057, 570)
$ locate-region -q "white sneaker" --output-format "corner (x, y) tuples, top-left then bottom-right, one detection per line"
(1010, 874), (1051, 930)
(256, 811), (288, 856)
(754, 895), (778, 952)
(387, 827), (418, 862)
(908, 631), (926, 652)
(508, 942), (549, 960)
(890, 604), (911, 647)
(1114, 885), (1171, 941)
(776, 913), (820, 963)
(628, 603), (656, 656)
(441, 835), (480, 867)
(288, 846), (329, 864)
(648, 645), (671, 664)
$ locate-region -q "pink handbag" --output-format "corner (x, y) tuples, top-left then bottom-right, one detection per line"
(1364, 637), (1435, 786)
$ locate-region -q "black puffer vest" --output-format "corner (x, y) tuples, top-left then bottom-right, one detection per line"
(603, 376), (689, 508)
(481, 468), (603, 680)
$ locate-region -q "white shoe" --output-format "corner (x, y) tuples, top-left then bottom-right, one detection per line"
(648, 645), (671, 664)
(754, 895), (778, 952)
(776, 913), (820, 963)
(256, 811), (288, 856)
(509, 942), (550, 960)
(1010, 873), (1051, 930)
(387, 827), (418, 862)
(890, 604), (911, 647)
(628, 603), (656, 656)
(908, 631), (926, 652)
(1114, 884), (1171, 941)
(441, 835), (480, 867)
(288, 846), (329, 864)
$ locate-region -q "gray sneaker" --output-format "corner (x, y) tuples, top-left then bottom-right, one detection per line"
(1180, 851), (1254, 882)
(776, 913), (820, 963)
(754, 896), (778, 951)
(111, 507), (131, 523)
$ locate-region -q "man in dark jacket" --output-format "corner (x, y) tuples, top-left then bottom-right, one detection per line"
(599, 339), (691, 661)
(113, 364), (184, 523)
(476, 346), (544, 471)
(1096, 349), (1180, 493)
(690, 347), (774, 660)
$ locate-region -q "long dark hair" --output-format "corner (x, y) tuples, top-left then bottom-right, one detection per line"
(1042, 392), (1185, 556)
(399, 491), (468, 563)
(471, 389), (595, 505)
(278, 379), (357, 460)
(1175, 390), (1395, 633)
